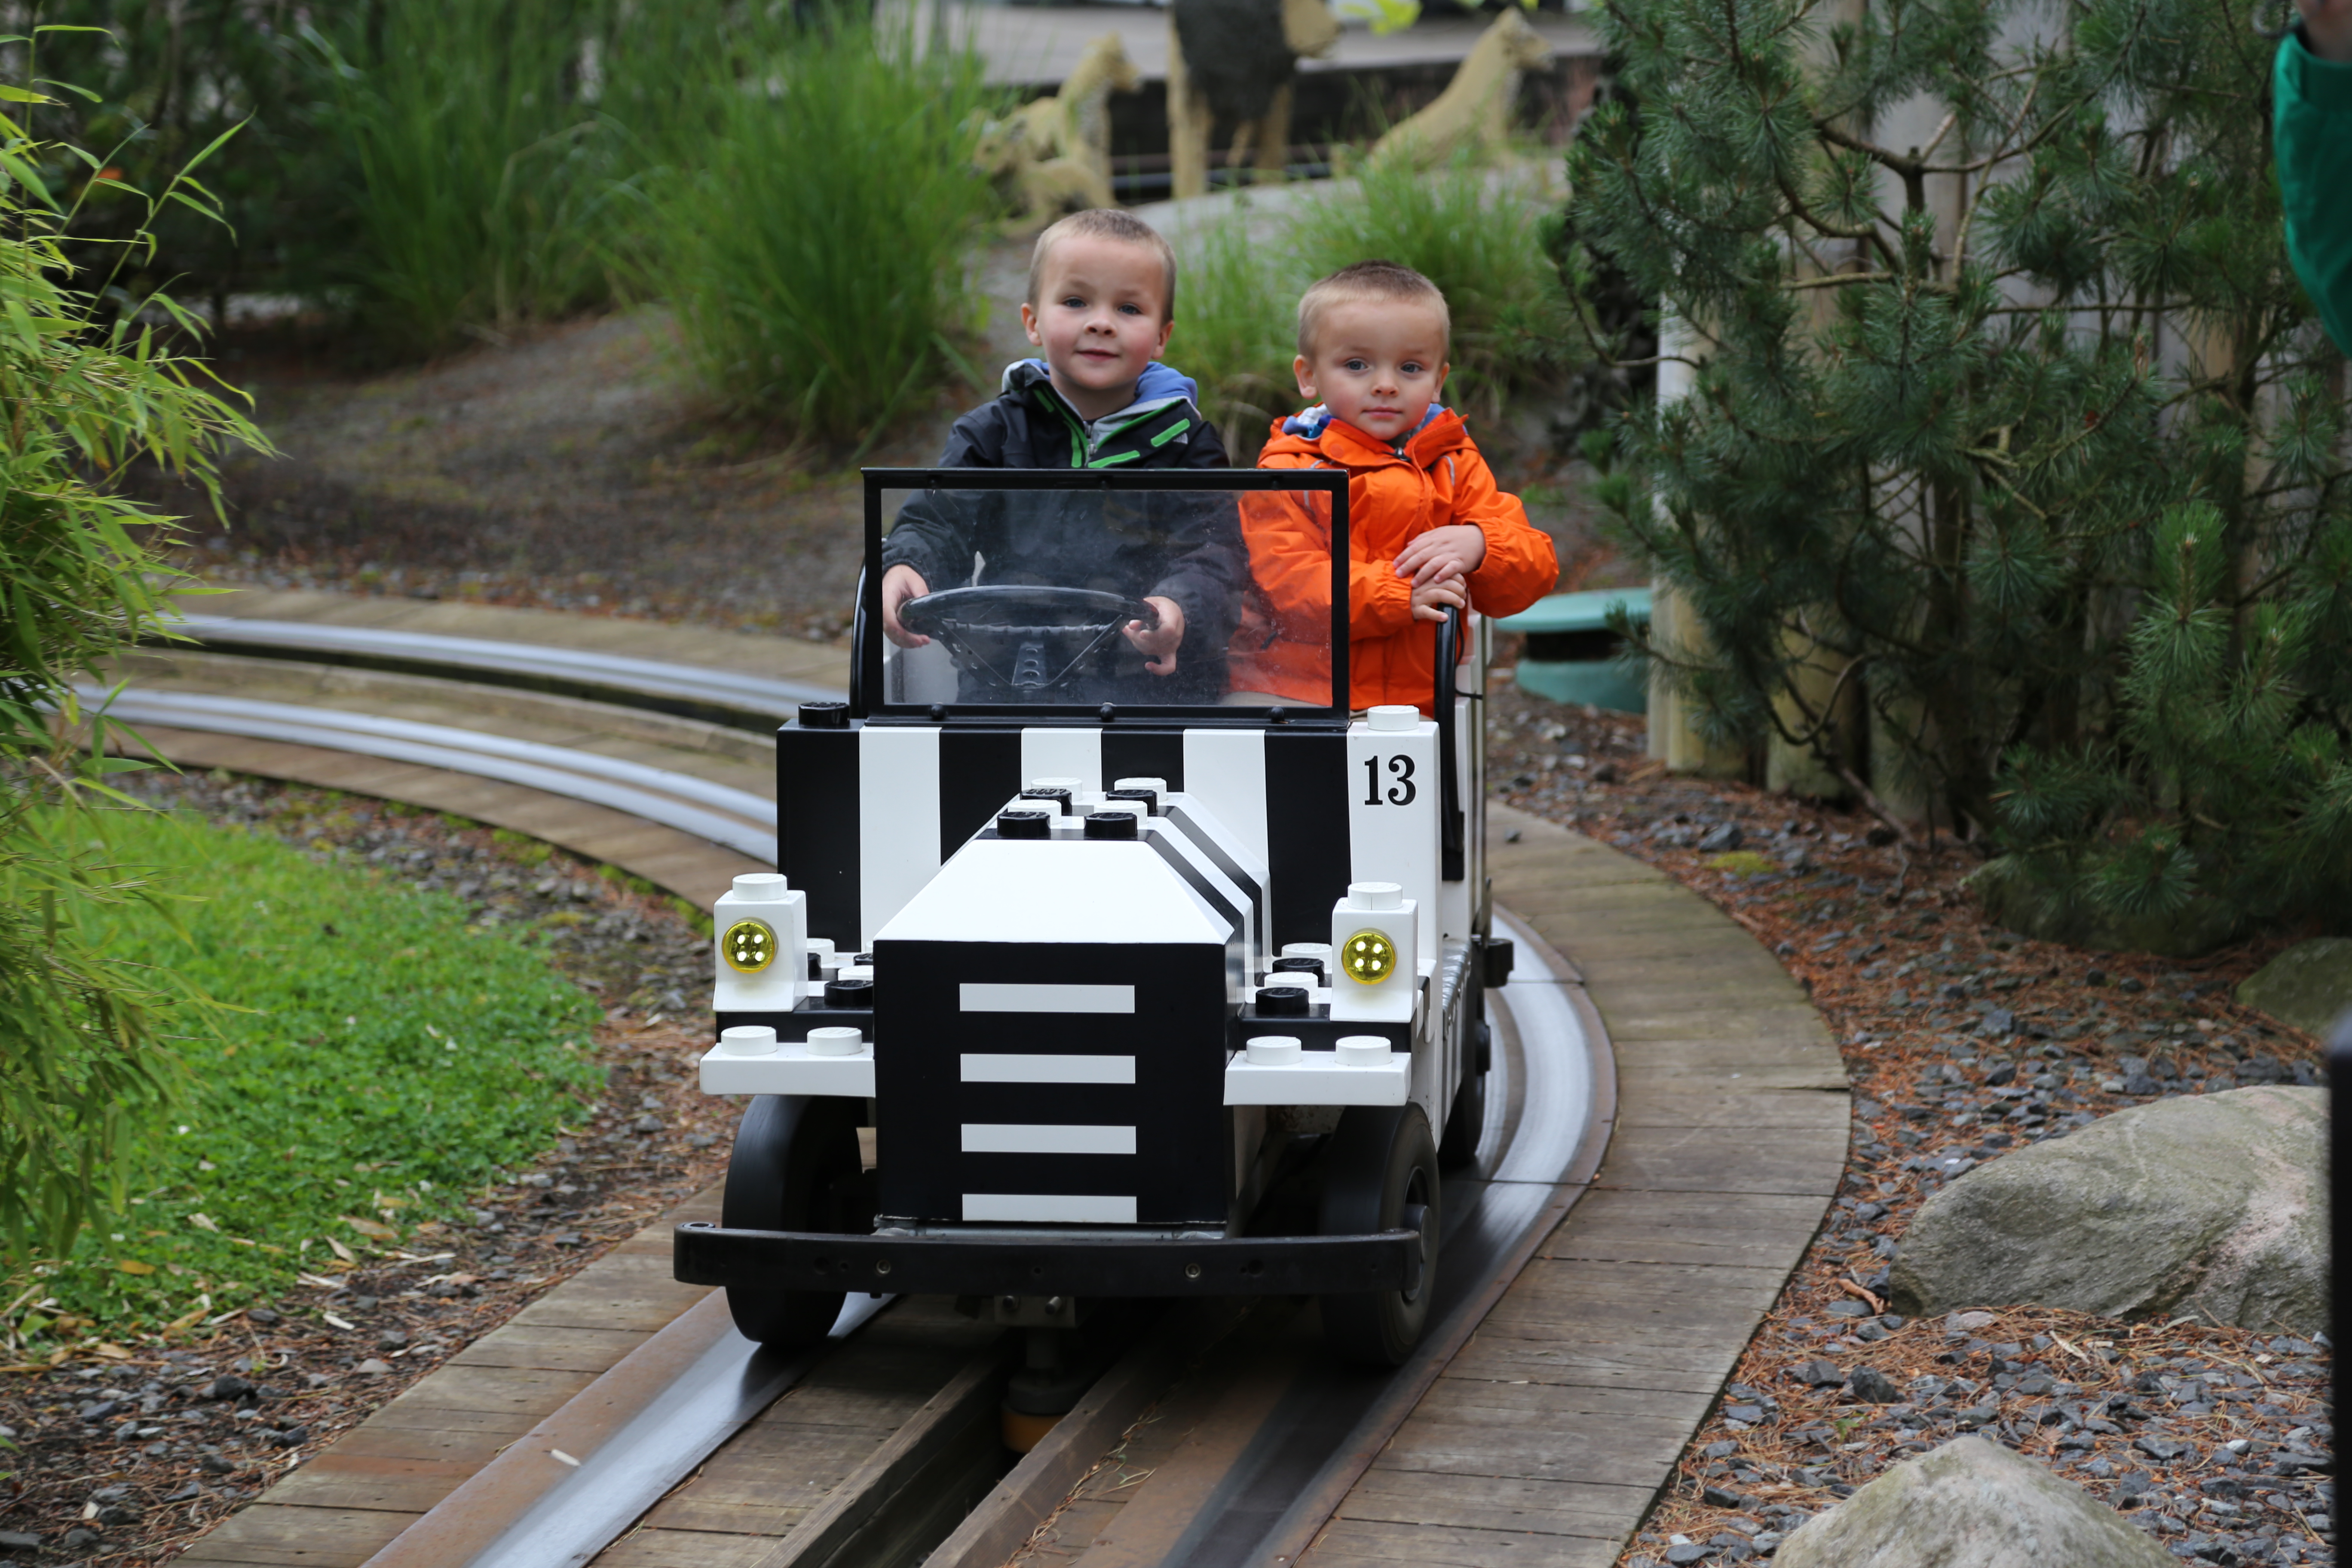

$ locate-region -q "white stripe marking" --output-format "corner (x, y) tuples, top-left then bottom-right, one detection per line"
(962, 1054), (1136, 1084)
(858, 725), (941, 947)
(962, 1124), (1136, 1155)
(1181, 729), (1268, 870)
(963, 1193), (1138, 1224)
(959, 982), (1136, 1014)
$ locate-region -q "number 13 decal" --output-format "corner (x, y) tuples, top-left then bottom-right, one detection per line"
(1363, 754), (1418, 806)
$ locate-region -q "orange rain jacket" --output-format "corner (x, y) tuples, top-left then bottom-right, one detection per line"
(1233, 408), (1558, 713)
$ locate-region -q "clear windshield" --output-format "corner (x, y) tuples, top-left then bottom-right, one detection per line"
(867, 476), (1344, 714)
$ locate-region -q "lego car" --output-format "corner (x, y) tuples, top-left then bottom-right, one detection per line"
(673, 469), (1511, 1367)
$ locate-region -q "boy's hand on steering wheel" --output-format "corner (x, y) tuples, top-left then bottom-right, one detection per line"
(1410, 573), (1468, 625)
(881, 564), (931, 648)
(1125, 595), (1185, 675)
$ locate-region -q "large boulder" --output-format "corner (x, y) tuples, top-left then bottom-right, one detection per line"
(1886, 1086), (2326, 1333)
(1775, 1436), (2174, 1568)
(2236, 937), (2352, 1037)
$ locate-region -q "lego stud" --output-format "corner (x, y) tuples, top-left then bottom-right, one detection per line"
(717, 1026), (778, 1057)
(1367, 704), (1418, 732)
(730, 872), (790, 902)
(1347, 882), (1404, 910)
(1335, 1035), (1393, 1065)
(1245, 1035), (1302, 1065)
(721, 918), (778, 973)
(1339, 928), (1398, 985)
(807, 1026), (865, 1057)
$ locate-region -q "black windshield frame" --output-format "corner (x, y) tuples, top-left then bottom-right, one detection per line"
(859, 468), (1349, 724)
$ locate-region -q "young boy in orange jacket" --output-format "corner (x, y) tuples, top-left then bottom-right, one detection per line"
(1231, 261), (1557, 714)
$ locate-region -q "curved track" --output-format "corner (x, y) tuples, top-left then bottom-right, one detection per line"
(103, 622), (1613, 1568)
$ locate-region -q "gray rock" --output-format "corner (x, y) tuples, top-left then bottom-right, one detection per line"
(1849, 1366), (1903, 1403)
(1774, 1436), (2176, 1568)
(1887, 1087), (2326, 1333)
(2236, 938), (2352, 1037)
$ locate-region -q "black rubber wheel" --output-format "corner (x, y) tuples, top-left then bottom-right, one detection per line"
(1318, 1104), (1440, 1366)
(1437, 1016), (1491, 1171)
(720, 1094), (866, 1350)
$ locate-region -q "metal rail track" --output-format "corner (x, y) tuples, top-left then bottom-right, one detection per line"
(104, 638), (1611, 1568)
(162, 613), (836, 731)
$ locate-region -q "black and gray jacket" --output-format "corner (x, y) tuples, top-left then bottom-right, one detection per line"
(884, 361), (1245, 701)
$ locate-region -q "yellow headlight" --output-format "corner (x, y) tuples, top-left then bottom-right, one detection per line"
(1340, 928), (1397, 984)
(721, 918), (777, 974)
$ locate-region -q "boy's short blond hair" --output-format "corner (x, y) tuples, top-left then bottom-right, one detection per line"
(1296, 260), (1451, 359)
(1026, 209), (1180, 322)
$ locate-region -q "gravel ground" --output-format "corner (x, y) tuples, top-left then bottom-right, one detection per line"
(0, 773), (731, 1568)
(1481, 680), (2336, 1567)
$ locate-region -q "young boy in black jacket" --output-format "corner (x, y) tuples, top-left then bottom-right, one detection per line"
(880, 209), (1244, 703)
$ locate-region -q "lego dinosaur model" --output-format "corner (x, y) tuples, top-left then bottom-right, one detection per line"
(1366, 7), (1551, 172)
(976, 32), (1145, 232)
(1168, 0), (1341, 200)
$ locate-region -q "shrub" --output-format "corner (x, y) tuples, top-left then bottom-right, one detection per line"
(1564, 0), (2352, 950)
(1175, 163), (1580, 460)
(0, 36), (265, 1266)
(1291, 156), (1574, 427)
(1168, 205), (1302, 459)
(661, 17), (1000, 447)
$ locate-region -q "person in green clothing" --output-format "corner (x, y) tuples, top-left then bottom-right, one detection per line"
(2280, 0), (2352, 350)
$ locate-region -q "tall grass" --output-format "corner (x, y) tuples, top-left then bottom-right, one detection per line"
(1169, 208), (1306, 459)
(1290, 156), (1573, 426)
(1172, 162), (1575, 459)
(661, 19), (1000, 447)
(321, 0), (636, 352)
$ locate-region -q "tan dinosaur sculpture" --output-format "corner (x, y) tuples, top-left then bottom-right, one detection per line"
(1365, 7), (1551, 172)
(1168, 0), (1341, 200)
(975, 32), (1145, 233)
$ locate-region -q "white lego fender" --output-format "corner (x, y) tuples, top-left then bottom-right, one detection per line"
(712, 872), (805, 1014)
(1348, 707), (1439, 957)
(700, 1025), (873, 1097)
(1223, 1035), (1409, 1106)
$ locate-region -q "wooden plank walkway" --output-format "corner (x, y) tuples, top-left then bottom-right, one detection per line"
(1295, 803), (1847, 1568)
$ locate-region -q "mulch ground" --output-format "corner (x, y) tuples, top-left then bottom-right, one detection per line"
(0, 774), (733, 1567)
(1483, 680), (2335, 1567)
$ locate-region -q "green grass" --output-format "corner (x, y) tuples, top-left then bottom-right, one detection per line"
(660, 16), (1001, 447)
(9, 806), (602, 1346)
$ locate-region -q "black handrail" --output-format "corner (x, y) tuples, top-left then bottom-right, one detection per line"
(1435, 607), (1465, 882)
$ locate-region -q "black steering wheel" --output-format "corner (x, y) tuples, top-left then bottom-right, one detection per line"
(900, 585), (1159, 696)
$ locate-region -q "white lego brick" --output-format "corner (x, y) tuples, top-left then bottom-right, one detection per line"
(1223, 1050), (1411, 1107)
(1022, 729), (1103, 794)
(959, 983), (1136, 1014)
(1348, 716), (1439, 956)
(1330, 883), (1419, 1023)
(712, 873), (805, 1013)
(961, 1124), (1136, 1155)
(1181, 729), (1268, 869)
(963, 1193), (1137, 1223)
(698, 1038), (875, 1097)
(859, 724), (941, 947)
(961, 1054), (1137, 1084)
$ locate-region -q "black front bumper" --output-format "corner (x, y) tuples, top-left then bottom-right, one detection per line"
(673, 1221), (1421, 1297)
